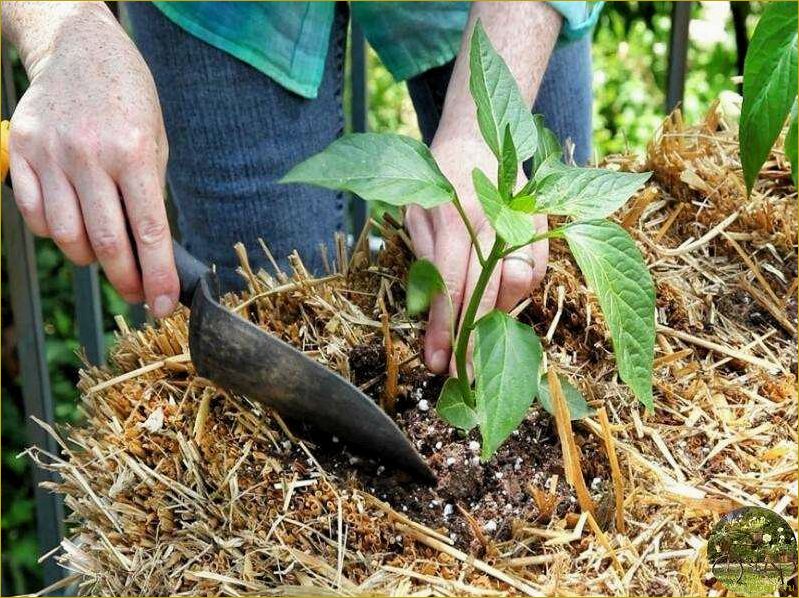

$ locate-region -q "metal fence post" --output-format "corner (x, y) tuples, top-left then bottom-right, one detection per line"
(74, 264), (105, 366)
(349, 21), (368, 234)
(2, 47), (65, 590)
(666, 1), (692, 112)
(730, 1), (749, 91)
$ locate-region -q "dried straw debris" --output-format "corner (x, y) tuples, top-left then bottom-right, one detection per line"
(28, 104), (796, 596)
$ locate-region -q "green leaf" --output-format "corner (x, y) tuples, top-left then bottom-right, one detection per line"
(406, 259), (447, 315)
(281, 133), (454, 208)
(436, 378), (478, 432)
(469, 20), (538, 161)
(472, 168), (539, 246)
(537, 374), (594, 420)
(498, 125), (518, 199)
(533, 153), (565, 181)
(509, 194), (536, 213)
(534, 166), (651, 220)
(531, 115), (562, 176)
(740, 0), (798, 195)
(786, 100), (798, 187)
(473, 310), (543, 460)
(563, 220), (655, 409)
(516, 153), (562, 198)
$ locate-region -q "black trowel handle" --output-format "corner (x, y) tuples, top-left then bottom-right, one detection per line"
(172, 240), (210, 307)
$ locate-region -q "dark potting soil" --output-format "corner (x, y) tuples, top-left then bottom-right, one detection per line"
(299, 338), (614, 553)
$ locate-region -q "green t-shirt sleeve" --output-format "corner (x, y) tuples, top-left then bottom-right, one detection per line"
(152, 1), (335, 99)
(148, 2), (603, 97)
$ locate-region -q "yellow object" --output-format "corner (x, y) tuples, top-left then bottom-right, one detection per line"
(1, 120), (9, 182)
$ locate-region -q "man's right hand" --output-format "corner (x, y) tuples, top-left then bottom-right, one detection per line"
(4, 2), (178, 317)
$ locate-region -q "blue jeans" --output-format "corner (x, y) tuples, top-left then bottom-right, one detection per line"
(125, 2), (592, 290)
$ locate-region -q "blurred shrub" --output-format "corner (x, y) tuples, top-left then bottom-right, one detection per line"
(2, 239), (130, 593)
(365, 47), (421, 138)
(592, 1), (752, 156)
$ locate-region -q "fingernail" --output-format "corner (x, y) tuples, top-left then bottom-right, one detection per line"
(152, 295), (175, 318)
(430, 349), (449, 373)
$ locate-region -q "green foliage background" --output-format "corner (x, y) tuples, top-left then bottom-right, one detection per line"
(0, 2), (758, 593)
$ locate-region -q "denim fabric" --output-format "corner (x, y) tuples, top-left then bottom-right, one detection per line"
(125, 1), (348, 289)
(533, 36), (593, 166)
(124, 3), (592, 290)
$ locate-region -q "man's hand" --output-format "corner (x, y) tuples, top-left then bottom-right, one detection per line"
(406, 137), (548, 376)
(3, 2), (178, 317)
(406, 3), (560, 375)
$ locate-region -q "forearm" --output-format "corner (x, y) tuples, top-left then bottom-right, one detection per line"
(434, 2), (562, 145)
(2, 2), (115, 75)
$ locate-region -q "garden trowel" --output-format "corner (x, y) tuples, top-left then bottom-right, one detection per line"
(1, 121), (435, 482)
(172, 249), (434, 481)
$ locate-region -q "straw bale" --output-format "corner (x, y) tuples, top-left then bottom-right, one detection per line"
(29, 104), (796, 596)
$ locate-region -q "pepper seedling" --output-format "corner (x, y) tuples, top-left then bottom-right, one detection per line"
(283, 21), (655, 460)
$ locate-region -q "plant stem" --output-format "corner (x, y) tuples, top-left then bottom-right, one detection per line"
(452, 194), (486, 267)
(499, 230), (554, 258)
(454, 238), (506, 403)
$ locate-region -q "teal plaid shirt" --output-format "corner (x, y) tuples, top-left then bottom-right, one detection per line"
(153, 2), (603, 99)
